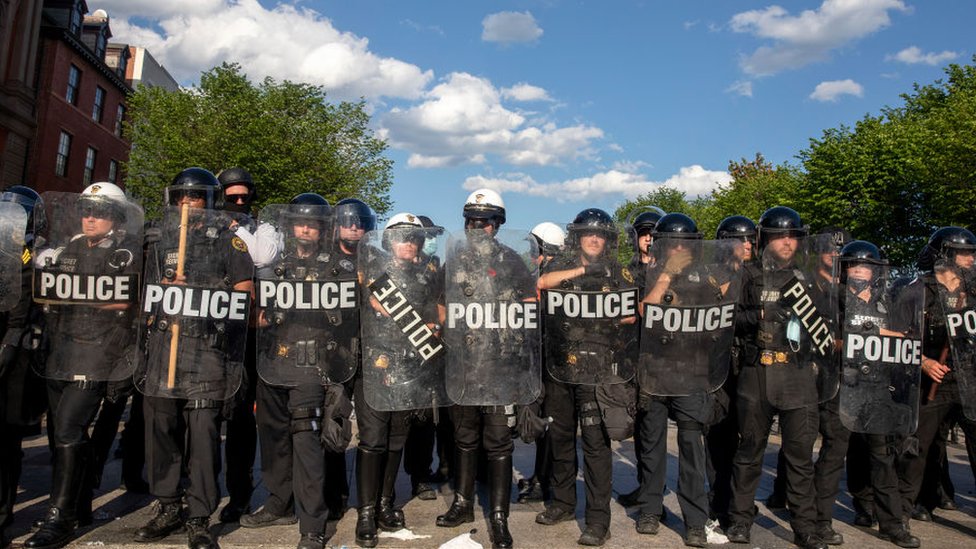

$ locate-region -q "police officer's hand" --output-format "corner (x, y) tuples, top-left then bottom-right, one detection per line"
(922, 357), (950, 383)
(584, 262), (608, 277)
(663, 250), (692, 276)
(0, 344), (18, 381)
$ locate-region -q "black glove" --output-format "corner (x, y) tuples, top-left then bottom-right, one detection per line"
(517, 402), (549, 443)
(0, 344), (18, 381)
(144, 227), (162, 245)
(320, 384), (354, 453)
(584, 263), (608, 277)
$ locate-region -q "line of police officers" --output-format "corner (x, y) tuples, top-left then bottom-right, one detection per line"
(1, 171), (974, 549)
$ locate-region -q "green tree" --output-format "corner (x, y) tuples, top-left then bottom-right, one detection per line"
(124, 63), (393, 218)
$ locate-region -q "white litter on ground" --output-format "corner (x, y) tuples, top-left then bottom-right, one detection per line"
(378, 528), (432, 540)
(438, 529), (483, 549)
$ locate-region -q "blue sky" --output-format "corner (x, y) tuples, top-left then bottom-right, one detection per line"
(100, 0), (973, 232)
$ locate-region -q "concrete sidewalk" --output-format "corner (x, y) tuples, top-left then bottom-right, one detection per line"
(6, 423), (976, 548)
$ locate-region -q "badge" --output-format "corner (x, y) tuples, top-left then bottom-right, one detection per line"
(232, 236), (249, 253)
(621, 267), (634, 284)
(277, 344), (289, 357)
(375, 354), (389, 369)
(339, 259), (355, 272)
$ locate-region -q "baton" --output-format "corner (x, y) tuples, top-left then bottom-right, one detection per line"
(166, 202), (190, 389)
(925, 345), (950, 403)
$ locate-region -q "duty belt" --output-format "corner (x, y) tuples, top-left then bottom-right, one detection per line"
(760, 350), (790, 366)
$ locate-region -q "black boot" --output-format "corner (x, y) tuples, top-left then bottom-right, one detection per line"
(356, 448), (382, 548)
(488, 456), (513, 549)
(436, 448), (476, 527)
(25, 442), (88, 549)
(377, 449), (405, 531)
(134, 502), (185, 542)
(185, 517), (216, 549)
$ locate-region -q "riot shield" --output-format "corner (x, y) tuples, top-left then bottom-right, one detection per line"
(839, 269), (922, 435)
(760, 234), (840, 410)
(936, 259), (976, 421)
(638, 239), (740, 396)
(360, 226), (449, 411)
(0, 202), (28, 311)
(542, 241), (639, 385)
(31, 191), (144, 381)
(254, 203), (359, 387)
(135, 205), (253, 400)
(444, 228), (540, 406)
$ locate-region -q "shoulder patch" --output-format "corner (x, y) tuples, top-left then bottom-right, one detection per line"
(621, 267), (634, 284)
(21, 247), (31, 265)
(231, 236), (248, 253)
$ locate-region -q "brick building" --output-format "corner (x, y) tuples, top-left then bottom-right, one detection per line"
(28, 0), (131, 193)
(0, 0), (44, 188)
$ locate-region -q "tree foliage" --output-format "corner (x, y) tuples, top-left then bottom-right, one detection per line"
(611, 56), (976, 270)
(123, 63), (393, 218)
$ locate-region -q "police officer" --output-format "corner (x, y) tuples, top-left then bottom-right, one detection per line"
(134, 168), (254, 549)
(706, 215), (756, 526)
(725, 206), (828, 549)
(438, 189), (533, 549)
(633, 213), (716, 548)
(26, 183), (142, 549)
(897, 227), (976, 535)
(836, 241), (919, 548)
(0, 186), (45, 549)
(535, 208), (635, 547)
(516, 221), (566, 504)
(216, 167), (279, 523)
(239, 193), (332, 549)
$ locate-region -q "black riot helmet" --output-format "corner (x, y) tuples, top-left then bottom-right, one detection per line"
(333, 198), (376, 251)
(652, 213), (702, 263)
(567, 208), (617, 256)
(918, 226), (976, 273)
(283, 193), (331, 246)
(217, 167), (256, 212)
(165, 167), (222, 209)
(1, 185), (40, 215)
(716, 215), (757, 240)
(627, 207), (666, 253)
(757, 206), (807, 251)
(838, 240), (885, 284)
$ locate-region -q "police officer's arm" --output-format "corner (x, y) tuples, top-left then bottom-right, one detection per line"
(235, 222), (281, 269)
(0, 250), (33, 378)
(537, 265), (584, 290)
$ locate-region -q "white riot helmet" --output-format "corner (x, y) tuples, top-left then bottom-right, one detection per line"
(531, 221), (566, 257)
(383, 212), (425, 251)
(463, 188), (506, 226)
(79, 182), (127, 223)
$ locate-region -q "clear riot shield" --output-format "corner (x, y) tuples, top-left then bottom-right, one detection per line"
(839, 272), (922, 435)
(638, 239), (741, 396)
(444, 228), (540, 406)
(542, 241), (639, 385)
(135, 205), (253, 400)
(254, 203), (358, 387)
(31, 191), (144, 381)
(936, 259), (976, 421)
(0, 202), (28, 311)
(760, 234), (840, 410)
(360, 227), (449, 411)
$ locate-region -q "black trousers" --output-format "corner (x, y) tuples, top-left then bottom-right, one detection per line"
(545, 378), (611, 531)
(706, 373), (739, 522)
(730, 366), (819, 536)
(404, 412), (454, 482)
(145, 397), (222, 519)
(638, 394), (709, 528)
(255, 381), (327, 534)
(222, 328), (258, 508)
(0, 425), (28, 532)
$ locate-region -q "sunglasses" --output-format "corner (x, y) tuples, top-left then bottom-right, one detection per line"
(465, 218), (492, 229)
(80, 204), (113, 219)
(225, 193), (250, 204)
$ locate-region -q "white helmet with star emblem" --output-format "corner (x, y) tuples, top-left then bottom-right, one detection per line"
(79, 182), (127, 222)
(463, 188), (505, 225)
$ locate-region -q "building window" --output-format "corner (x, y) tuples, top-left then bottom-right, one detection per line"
(93, 87), (105, 123)
(66, 65), (81, 105)
(83, 147), (97, 186)
(55, 132), (72, 177)
(117, 54), (128, 78)
(108, 160), (118, 183)
(115, 104), (126, 136)
(69, 3), (83, 35)
(95, 31), (107, 59)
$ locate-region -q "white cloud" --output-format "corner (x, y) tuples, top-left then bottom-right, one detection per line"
(887, 46), (959, 66)
(482, 11), (543, 44)
(726, 80), (754, 97)
(105, 0), (432, 100)
(92, 0), (224, 19)
(730, 0), (908, 76)
(501, 83), (552, 102)
(809, 79), (864, 102)
(380, 72), (602, 168)
(462, 165), (731, 202)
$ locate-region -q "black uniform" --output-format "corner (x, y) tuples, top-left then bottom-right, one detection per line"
(143, 224), (253, 522)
